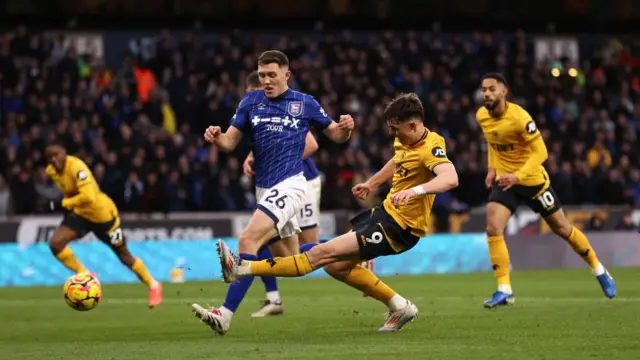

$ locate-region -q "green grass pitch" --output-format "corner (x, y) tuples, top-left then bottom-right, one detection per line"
(1, 269), (639, 360)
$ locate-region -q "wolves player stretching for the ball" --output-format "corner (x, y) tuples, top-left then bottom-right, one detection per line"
(192, 50), (354, 335)
(216, 93), (459, 332)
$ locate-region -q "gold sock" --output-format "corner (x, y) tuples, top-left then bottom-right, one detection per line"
(56, 247), (87, 273)
(131, 258), (157, 288)
(249, 254), (314, 277)
(565, 227), (599, 268)
(344, 265), (397, 304)
(487, 235), (511, 286)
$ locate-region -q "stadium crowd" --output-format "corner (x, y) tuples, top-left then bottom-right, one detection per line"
(0, 26), (639, 216)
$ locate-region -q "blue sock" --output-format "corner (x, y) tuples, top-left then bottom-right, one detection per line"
(257, 246), (278, 292)
(299, 242), (320, 252)
(221, 253), (257, 312)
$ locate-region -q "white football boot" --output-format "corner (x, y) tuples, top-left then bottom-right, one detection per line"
(251, 300), (284, 317)
(378, 301), (418, 332)
(192, 304), (231, 335)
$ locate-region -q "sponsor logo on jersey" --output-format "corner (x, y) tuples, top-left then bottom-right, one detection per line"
(432, 147), (447, 158)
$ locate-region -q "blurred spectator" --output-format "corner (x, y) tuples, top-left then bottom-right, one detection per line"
(615, 210), (638, 231)
(0, 175), (13, 216)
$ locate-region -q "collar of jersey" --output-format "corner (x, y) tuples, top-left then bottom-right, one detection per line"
(406, 128), (429, 148)
(270, 88), (291, 100)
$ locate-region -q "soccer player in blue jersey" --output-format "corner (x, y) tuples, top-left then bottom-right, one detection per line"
(241, 70), (322, 317)
(192, 50), (354, 335)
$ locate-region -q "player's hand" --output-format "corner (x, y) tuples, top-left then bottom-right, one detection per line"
(485, 169), (497, 189)
(338, 115), (355, 131)
(204, 126), (222, 143)
(352, 182), (372, 200)
(391, 189), (417, 208)
(497, 173), (519, 191)
(243, 155), (255, 177)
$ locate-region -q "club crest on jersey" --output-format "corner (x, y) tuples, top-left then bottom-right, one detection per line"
(288, 101), (303, 116)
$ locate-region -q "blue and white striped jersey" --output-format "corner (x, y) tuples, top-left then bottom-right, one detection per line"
(231, 89), (331, 188)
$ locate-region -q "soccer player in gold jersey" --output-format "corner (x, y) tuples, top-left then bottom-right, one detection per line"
(210, 93), (459, 332)
(477, 73), (616, 308)
(45, 140), (163, 308)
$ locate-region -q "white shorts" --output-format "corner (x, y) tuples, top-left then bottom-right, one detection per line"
(298, 176), (322, 230)
(256, 173), (307, 239)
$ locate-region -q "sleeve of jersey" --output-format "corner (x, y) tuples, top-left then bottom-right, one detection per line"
(422, 136), (452, 172)
(61, 163), (97, 209)
(229, 94), (252, 132)
(514, 111), (548, 180)
(307, 96), (332, 130)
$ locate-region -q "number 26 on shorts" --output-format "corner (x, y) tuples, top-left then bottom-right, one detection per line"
(264, 189), (288, 210)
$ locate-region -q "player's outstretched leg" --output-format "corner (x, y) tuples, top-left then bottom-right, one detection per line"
(216, 232), (418, 332)
(544, 210), (616, 298)
(252, 245), (283, 317)
(49, 225), (88, 274)
(192, 209), (282, 335)
(113, 245), (163, 308)
(324, 260), (417, 332)
(484, 202), (515, 309)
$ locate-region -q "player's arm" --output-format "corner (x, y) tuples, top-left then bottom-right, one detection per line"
(366, 158), (395, 187)
(412, 163), (459, 195)
(204, 126), (243, 153)
(302, 132), (319, 159)
(206, 95), (251, 152)
(352, 158), (395, 199)
(513, 113), (548, 181)
(322, 116), (353, 143)
(307, 96), (353, 144)
(514, 134), (548, 181)
(61, 167), (97, 209)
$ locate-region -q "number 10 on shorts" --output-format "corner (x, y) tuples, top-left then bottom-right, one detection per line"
(537, 190), (555, 209)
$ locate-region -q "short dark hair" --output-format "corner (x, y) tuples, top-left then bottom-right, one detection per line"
(383, 93), (424, 123)
(482, 72), (509, 87)
(246, 70), (261, 89)
(258, 50), (289, 68)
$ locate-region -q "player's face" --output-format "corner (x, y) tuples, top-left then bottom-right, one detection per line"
(481, 79), (507, 110)
(387, 119), (421, 144)
(258, 63), (290, 98)
(45, 145), (67, 171)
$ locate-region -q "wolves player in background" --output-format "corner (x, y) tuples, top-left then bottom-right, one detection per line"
(242, 70), (321, 317)
(45, 141), (163, 308)
(192, 50), (354, 334)
(477, 73), (616, 308)
(216, 93), (459, 332)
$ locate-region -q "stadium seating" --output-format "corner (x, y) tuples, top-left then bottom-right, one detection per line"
(0, 27), (638, 215)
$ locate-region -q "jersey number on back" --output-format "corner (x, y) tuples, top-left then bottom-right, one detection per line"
(265, 189), (288, 210)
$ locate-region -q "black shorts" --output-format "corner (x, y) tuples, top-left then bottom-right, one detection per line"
(61, 212), (125, 249)
(351, 206), (420, 261)
(488, 182), (561, 217)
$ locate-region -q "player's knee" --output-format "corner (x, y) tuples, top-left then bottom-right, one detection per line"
(49, 238), (65, 255)
(549, 219), (573, 239)
(485, 222), (503, 237)
(324, 262), (351, 281)
(115, 247), (136, 267)
(238, 229), (262, 252)
(305, 243), (335, 268)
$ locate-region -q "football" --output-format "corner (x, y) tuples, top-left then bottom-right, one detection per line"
(63, 272), (102, 311)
